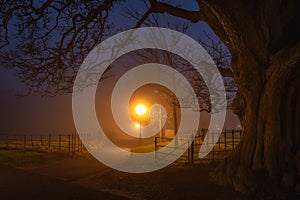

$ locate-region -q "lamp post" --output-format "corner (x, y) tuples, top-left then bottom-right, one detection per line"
(159, 105), (162, 138)
(153, 89), (163, 138)
(135, 104), (147, 143)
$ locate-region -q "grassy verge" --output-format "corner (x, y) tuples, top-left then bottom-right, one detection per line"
(130, 143), (155, 153)
(0, 149), (72, 169)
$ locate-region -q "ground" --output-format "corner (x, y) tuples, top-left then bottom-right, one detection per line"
(0, 149), (252, 200)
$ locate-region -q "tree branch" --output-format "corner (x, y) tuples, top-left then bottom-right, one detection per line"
(150, 1), (203, 23)
(134, 8), (153, 28)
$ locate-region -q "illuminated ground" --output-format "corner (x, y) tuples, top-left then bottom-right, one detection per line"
(0, 150), (250, 200)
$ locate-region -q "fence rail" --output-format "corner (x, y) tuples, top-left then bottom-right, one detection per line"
(0, 133), (84, 155)
(154, 137), (191, 163)
(154, 129), (242, 164)
(0, 130), (242, 162)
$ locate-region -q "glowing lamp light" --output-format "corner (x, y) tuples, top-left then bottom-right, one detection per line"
(135, 104), (147, 116)
(134, 123), (140, 129)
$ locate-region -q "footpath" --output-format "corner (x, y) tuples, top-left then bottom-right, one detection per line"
(0, 153), (249, 199)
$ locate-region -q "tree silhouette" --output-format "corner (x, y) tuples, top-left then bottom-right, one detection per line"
(1, 0), (300, 198)
(0, 0), (118, 95)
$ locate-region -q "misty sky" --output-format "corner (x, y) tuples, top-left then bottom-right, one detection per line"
(0, 1), (241, 136)
(0, 56), (240, 136)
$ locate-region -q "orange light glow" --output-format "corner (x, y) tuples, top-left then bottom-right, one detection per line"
(134, 123), (140, 129)
(135, 104), (147, 115)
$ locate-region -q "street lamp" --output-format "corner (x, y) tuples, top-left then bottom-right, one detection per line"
(135, 104), (147, 142)
(153, 89), (163, 138)
(134, 123), (140, 129)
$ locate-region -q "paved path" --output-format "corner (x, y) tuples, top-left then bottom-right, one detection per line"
(0, 163), (127, 200)
(31, 154), (109, 181)
(1, 153), (251, 199)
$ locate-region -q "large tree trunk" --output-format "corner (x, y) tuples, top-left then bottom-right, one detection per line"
(204, 0), (300, 195)
(178, 0), (300, 197)
(139, 0), (300, 196)
(212, 43), (300, 197)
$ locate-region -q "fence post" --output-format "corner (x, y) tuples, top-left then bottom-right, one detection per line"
(154, 137), (157, 162)
(71, 133), (74, 156)
(191, 135), (194, 165)
(68, 135), (71, 153)
(31, 135), (34, 149)
(232, 130), (235, 150)
(40, 136), (43, 150)
(79, 134), (82, 152)
(74, 133), (76, 155)
(24, 135), (26, 150)
(80, 135), (83, 152)
(212, 132), (215, 161)
(73, 133), (75, 152)
(14, 135), (17, 148)
(187, 140), (190, 163)
(75, 134), (77, 152)
(59, 134), (61, 152)
(224, 130), (227, 151)
(48, 134), (51, 152)
(218, 131), (221, 150)
(6, 135), (9, 148)
(77, 134), (80, 152)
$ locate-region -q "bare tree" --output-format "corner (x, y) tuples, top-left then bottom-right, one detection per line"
(1, 0), (300, 197)
(0, 0), (118, 96)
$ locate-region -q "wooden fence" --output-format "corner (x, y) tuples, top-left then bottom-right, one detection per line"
(0, 133), (85, 155)
(0, 130), (242, 161)
(154, 129), (242, 164)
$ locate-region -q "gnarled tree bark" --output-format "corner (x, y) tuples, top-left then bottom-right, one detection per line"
(1, 0), (299, 197)
(146, 0), (300, 197)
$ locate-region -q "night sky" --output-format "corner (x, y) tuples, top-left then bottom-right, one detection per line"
(0, 0), (241, 136)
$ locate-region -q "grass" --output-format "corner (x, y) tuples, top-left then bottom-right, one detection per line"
(0, 149), (71, 169)
(130, 143), (156, 153)
(0, 138), (238, 170)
